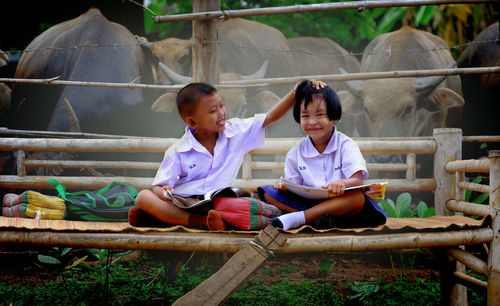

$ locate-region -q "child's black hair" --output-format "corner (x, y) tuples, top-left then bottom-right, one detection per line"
(176, 82), (217, 119)
(293, 80), (342, 123)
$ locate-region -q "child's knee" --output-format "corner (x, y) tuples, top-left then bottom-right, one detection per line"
(135, 189), (153, 208)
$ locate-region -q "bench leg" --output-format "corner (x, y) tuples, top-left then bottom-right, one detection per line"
(487, 213), (500, 306)
(438, 249), (468, 306)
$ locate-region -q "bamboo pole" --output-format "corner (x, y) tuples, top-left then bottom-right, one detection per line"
(0, 175), (436, 192)
(446, 159), (491, 173)
(251, 161), (410, 172)
(458, 181), (490, 194)
(445, 247), (489, 277)
(453, 271), (488, 288)
(0, 228), (492, 253)
(462, 136), (500, 143)
(0, 127), (155, 139)
(0, 137), (437, 155)
(153, 0), (495, 22)
(220, 66), (500, 87)
(0, 138), (175, 152)
(2, 66), (500, 89)
(406, 153), (416, 181)
(487, 150), (500, 305)
(447, 200), (493, 217)
(23, 159), (161, 170)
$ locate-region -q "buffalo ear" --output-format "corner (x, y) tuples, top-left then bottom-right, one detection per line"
(418, 87), (464, 128)
(151, 92), (177, 113)
(337, 90), (368, 137)
(418, 87), (464, 112)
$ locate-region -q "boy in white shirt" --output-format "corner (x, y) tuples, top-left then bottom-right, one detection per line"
(258, 80), (387, 231)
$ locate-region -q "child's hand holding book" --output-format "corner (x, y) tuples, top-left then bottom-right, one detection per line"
(320, 180), (347, 197)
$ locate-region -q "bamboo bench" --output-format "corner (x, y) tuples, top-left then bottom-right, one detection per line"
(0, 128), (499, 305)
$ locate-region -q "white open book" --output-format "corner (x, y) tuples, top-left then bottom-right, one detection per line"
(279, 177), (388, 200)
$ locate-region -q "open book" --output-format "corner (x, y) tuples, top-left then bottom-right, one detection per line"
(165, 187), (252, 214)
(279, 177), (387, 200)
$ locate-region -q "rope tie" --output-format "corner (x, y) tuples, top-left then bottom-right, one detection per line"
(249, 234), (276, 257)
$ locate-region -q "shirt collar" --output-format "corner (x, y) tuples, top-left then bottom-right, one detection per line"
(302, 128), (338, 157)
(176, 126), (229, 153)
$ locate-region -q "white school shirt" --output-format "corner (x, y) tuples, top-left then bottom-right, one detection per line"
(284, 129), (368, 188)
(152, 114), (266, 197)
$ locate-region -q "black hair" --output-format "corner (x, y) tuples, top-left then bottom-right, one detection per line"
(292, 80), (342, 123)
(176, 82), (217, 119)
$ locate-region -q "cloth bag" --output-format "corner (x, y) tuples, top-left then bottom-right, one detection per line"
(48, 179), (138, 222)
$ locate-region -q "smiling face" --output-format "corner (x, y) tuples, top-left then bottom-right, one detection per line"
(300, 97), (337, 151)
(187, 92), (227, 136)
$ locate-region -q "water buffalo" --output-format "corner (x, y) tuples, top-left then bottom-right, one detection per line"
(9, 8), (167, 136)
(0, 50), (10, 126)
(338, 26), (464, 142)
(457, 22), (500, 158)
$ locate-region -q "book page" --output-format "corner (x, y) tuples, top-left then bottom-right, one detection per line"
(279, 177), (387, 200)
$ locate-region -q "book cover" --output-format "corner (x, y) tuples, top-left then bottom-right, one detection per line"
(279, 177), (387, 200)
(165, 187), (253, 214)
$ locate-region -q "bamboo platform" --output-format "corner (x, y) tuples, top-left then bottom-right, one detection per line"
(0, 215), (489, 253)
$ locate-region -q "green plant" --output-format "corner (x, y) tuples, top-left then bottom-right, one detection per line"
(465, 176), (489, 204)
(277, 265), (300, 275)
(81, 248), (133, 294)
(34, 247), (88, 303)
(348, 278), (382, 301)
(379, 193), (435, 218)
(313, 256), (336, 278)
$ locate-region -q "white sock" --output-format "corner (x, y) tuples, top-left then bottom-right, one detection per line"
(276, 211), (306, 231)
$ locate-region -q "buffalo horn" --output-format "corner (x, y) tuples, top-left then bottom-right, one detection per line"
(240, 60), (268, 80)
(340, 67), (364, 97)
(63, 98), (81, 132)
(158, 62), (192, 84)
(413, 62), (456, 94)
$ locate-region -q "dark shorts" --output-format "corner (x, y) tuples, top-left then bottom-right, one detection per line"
(258, 185), (387, 229)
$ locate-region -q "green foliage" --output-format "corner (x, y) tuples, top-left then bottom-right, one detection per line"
(379, 193), (435, 218)
(313, 256), (336, 278)
(465, 176), (489, 204)
(348, 278), (381, 301)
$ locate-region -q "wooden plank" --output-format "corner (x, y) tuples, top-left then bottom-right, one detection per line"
(173, 225), (287, 305)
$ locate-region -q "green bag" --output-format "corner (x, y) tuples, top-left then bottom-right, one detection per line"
(48, 179), (138, 222)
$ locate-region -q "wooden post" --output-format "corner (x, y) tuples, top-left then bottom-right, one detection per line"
(192, 0), (220, 84)
(434, 128), (462, 216)
(433, 128), (467, 305)
(487, 150), (500, 306)
(173, 225), (287, 305)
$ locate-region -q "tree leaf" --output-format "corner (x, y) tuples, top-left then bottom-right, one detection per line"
(416, 201), (428, 218)
(379, 199), (396, 218)
(37, 255), (61, 265)
(65, 255), (88, 270)
(472, 193), (489, 204)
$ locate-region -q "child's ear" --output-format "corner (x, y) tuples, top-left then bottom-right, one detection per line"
(185, 116), (196, 128)
(332, 119), (340, 124)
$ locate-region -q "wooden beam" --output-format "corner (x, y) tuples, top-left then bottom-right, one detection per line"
(173, 225), (286, 305)
(191, 0), (219, 84)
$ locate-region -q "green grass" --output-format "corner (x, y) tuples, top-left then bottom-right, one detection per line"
(0, 251), (486, 305)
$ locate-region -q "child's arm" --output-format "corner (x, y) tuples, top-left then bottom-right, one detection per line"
(320, 171), (364, 197)
(263, 80), (326, 128)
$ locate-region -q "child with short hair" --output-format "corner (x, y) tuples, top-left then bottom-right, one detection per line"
(258, 80), (387, 231)
(132, 81), (324, 230)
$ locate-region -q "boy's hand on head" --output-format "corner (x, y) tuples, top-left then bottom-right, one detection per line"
(153, 185), (174, 202)
(321, 180), (346, 197)
(310, 79), (326, 90)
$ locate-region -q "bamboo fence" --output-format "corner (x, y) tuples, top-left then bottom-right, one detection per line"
(153, 0), (496, 22)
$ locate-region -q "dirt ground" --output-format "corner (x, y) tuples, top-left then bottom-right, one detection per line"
(0, 248), (440, 289)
